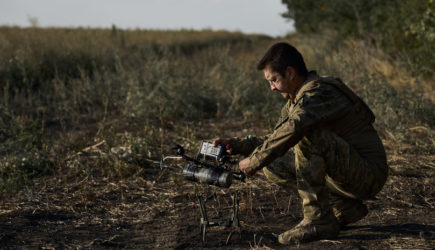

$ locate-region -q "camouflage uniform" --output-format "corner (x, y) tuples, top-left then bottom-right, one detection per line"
(232, 71), (388, 220)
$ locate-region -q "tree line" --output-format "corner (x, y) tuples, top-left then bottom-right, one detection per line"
(281, 0), (434, 76)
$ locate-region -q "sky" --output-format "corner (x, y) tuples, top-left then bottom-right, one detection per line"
(0, 0), (294, 37)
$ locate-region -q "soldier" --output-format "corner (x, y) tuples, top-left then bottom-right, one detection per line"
(213, 42), (388, 244)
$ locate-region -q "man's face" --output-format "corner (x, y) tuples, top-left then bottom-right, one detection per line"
(263, 66), (292, 99)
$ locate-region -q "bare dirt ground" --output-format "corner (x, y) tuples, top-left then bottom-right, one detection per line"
(0, 121), (434, 249)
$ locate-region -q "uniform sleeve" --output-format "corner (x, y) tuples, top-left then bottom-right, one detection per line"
(249, 82), (353, 170)
(229, 136), (266, 157)
(230, 99), (292, 157)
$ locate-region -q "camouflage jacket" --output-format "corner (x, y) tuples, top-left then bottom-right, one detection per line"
(233, 71), (387, 171)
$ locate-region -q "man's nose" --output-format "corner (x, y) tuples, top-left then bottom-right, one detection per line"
(269, 82), (276, 91)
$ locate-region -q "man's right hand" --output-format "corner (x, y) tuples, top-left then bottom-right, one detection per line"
(239, 157), (257, 176)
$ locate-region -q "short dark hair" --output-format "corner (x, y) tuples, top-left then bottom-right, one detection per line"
(257, 42), (308, 77)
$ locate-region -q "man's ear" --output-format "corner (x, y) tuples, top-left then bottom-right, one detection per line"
(286, 66), (296, 80)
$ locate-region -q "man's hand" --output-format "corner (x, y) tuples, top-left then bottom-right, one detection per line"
(239, 157), (257, 176)
(212, 138), (233, 147)
(212, 138), (236, 155)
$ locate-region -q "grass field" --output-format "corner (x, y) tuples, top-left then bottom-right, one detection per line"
(0, 27), (434, 248)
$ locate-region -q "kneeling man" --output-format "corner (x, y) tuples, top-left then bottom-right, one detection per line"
(214, 42), (388, 244)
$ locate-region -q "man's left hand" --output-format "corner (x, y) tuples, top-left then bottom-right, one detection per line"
(239, 158), (257, 176)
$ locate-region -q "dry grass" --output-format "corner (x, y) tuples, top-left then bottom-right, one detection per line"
(0, 27), (433, 249)
(0, 26), (433, 195)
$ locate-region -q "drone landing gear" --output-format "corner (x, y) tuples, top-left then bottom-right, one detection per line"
(197, 192), (241, 245)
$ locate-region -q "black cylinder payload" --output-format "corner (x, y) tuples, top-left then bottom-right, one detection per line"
(183, 164), (232, 188)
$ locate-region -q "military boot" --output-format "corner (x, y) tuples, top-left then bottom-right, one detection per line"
(278, 212), (340, 245)
(331, 194), (368, 226)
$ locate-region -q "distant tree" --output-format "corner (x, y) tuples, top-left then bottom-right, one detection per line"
(281, 0), (434, 75)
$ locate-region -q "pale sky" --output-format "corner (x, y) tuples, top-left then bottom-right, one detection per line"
(0, 0), (294, 37)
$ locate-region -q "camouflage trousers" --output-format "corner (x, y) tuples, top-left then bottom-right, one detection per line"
(263, 129), (387, 220)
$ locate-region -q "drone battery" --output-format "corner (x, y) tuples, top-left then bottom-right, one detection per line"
(183, 164), (232, 188)
(198, 142), (225, 161)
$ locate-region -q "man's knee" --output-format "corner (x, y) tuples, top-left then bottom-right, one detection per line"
(294, 129), (336, 157)
(293, 129), (386, 199)
(262, 152), (297, 191)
